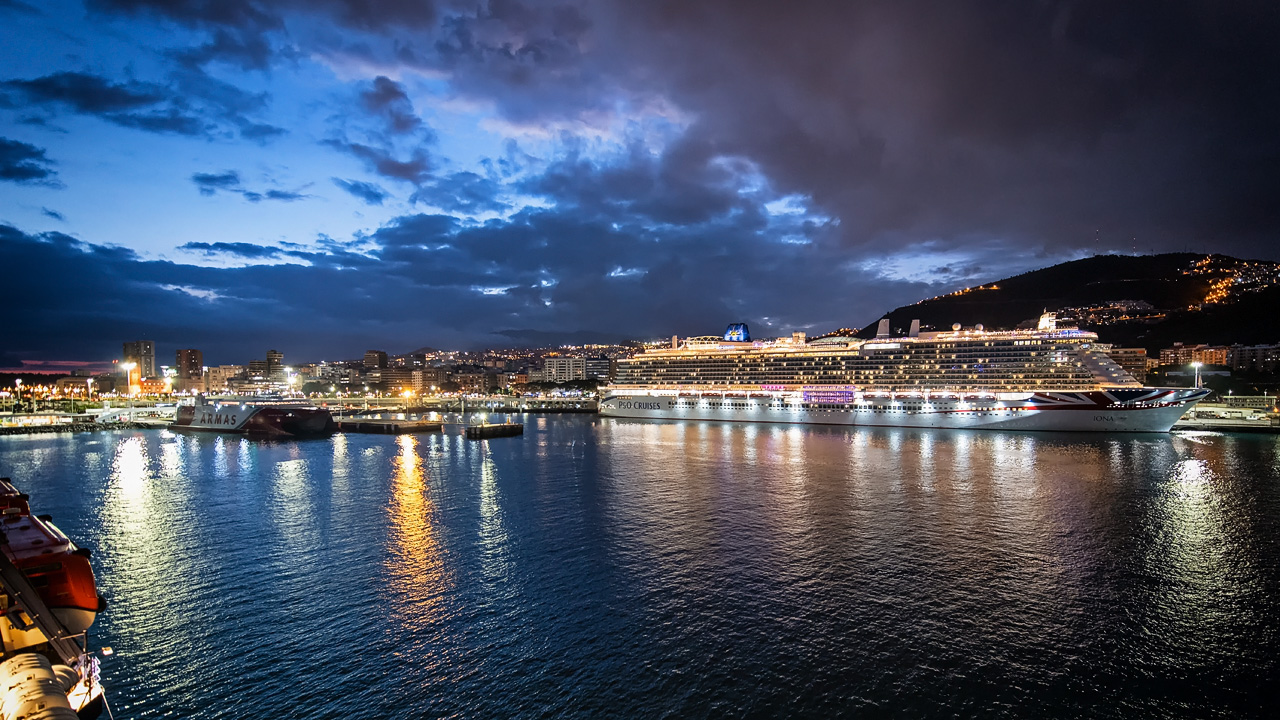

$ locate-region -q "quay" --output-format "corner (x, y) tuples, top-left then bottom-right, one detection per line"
(335, 418), (443, 434)
(313, 395), (597, 414)
(0, 420), (160, 435)
(465, 422), (524, 440)
(1173, 419), (1280, 433)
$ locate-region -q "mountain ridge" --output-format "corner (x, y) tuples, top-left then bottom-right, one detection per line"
(853, 253), (1280, 353)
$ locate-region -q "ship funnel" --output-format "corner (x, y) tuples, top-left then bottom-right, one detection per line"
(671, 335), (679, 349)
(876, 318), (891, 338)
(908, 319), (920, 338)
(1037, 312), (1057, 332)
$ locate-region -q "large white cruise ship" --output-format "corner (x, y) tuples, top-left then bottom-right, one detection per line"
(600, 315), (1209, 432)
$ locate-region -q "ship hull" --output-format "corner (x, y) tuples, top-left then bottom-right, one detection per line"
(173, 403), (335, 437)
(599, 388), (1209, 433)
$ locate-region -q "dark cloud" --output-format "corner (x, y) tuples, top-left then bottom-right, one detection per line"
(361, 76), (421, 134)
(192, 170), (242, 195)
(85, 0), (438, 72)
(191, 170), (310, 202)
(324, 140), (432, 185)
(239, 122), (287, 142)
(1, 70), (282, 142)
(411, 172), (506, 214)
(41, 207), (65, 221)
(594, 0), (1280, 258)
(333, 177), (390, 205)
(321, 75), (436, 187)
(172, 26), (277, 71)
(179, 241), (283, 259)
(243, 189), (309, 202)
(0, 189), (936, 362)
(0, 137), (60, 186)
(1, 72), (164, 113)
(283, 0), (1280, 260)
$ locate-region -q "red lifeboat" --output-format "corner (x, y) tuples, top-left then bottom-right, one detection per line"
(0, 480), (103, 635)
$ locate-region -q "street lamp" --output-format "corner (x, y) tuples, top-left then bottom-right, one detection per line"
(1191, 361), (1203, 389)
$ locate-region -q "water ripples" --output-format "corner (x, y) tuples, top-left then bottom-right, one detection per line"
(1, 421), (1278, 717)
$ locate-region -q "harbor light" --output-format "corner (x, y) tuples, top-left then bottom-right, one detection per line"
(1191, 361), (1203, 389)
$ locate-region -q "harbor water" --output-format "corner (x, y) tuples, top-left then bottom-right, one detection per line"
(1, 417), (1278, 718)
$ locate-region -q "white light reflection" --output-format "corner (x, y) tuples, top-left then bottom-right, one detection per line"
(270, 458), (317, 551)
(331, 432), (350, 496)
(478, 452), (512, 588)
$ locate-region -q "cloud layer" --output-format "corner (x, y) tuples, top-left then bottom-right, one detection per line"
(2, 0), (1279, 364)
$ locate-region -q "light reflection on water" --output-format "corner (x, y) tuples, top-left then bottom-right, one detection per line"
(0, 421), (1276, 718)
(384, 435), (448, 630)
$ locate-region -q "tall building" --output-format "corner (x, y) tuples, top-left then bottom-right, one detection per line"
(122, 340), (156, 378)
(266, 349), (285, 382)
(1105, 347), (1148, 383)
(543, 356), (586, 383)
(379, 368), (415, 392)
(364, 350), (389, 369)
(1159, 343), (1228, 366)
(1229, 344), (1280, 374)
(584, 356), (614, 381)
(205, 365), (245, 393)
(175, 349), (203, 379)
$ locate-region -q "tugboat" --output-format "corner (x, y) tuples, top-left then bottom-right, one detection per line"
(173, 397), (335, 437)
(0, 478), (107, 719)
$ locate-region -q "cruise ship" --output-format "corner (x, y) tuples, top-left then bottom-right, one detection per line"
(599, 315), (1209, 432)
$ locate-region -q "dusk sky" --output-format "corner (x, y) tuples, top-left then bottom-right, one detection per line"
(2, 0), (1278, 368)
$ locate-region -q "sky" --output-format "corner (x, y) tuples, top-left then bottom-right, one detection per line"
(2, 0), (1278, 368)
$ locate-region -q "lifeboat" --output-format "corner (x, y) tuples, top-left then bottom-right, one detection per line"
(0, 480), (103, 635)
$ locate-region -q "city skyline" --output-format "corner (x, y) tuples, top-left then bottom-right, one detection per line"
(3, 1), (1279, 369)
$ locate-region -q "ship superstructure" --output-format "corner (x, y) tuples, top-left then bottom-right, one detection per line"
(600, 316), (1209, 432)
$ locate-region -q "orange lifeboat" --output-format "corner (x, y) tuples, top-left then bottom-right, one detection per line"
(0, 479), (29, 515)
(0, 480), (103, 635)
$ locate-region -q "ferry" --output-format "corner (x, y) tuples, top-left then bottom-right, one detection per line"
(1, 478), (107, 718)
(173, 398), (335, 437)
(600, 315), (1209, 432)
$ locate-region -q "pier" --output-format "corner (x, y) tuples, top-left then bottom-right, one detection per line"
(464, 422), (525, 440)
(335, 418), (443, 434)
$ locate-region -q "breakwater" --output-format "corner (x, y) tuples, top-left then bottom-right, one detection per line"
(0, 422), (156, 436)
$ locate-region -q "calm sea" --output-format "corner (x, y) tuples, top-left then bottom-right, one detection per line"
(1, 417), (1278, 718)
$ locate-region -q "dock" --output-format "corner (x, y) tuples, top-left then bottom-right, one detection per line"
(335, 419), (444, 434)
(464, 422), (524, 440)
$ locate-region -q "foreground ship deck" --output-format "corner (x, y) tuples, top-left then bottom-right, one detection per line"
(1, 478), (106, 719)
(601, 316), (1210, 433)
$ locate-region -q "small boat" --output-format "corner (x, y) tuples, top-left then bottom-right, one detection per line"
(173, 398), (335, 437)
(1, 478), (107, 719)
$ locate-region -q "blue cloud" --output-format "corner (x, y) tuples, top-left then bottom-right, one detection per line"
(0, 137), (60, 186)
(333, 177), (390, 205)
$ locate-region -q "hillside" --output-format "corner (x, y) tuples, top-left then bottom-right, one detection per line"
(854, 253), (1280, 352)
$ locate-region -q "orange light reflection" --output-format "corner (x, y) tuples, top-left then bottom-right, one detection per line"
(384, 435), (449, 630)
